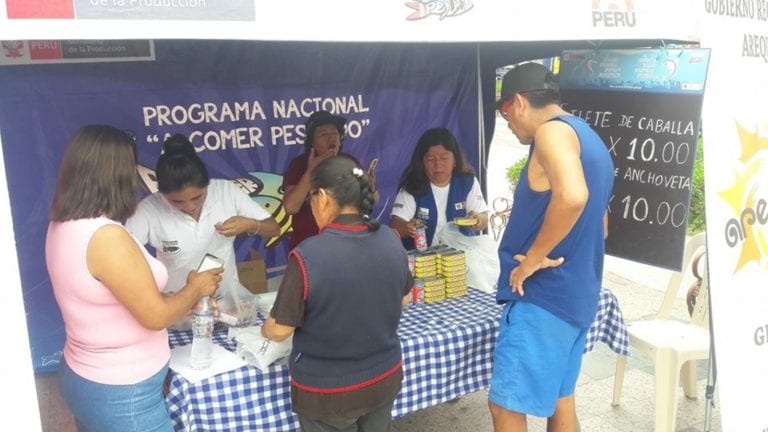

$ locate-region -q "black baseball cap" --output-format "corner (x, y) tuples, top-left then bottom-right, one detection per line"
(494, 62), (560, 109)
(304, 110), (346, 149)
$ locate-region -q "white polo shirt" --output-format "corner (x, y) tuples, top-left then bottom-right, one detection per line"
(391, 177), (489, 246)
(125, 179), (271, 307)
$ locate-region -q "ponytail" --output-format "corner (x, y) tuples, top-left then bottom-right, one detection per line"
(312, 157), (380, 231)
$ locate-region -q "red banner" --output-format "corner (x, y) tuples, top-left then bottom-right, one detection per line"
(6, 0), (74, 19)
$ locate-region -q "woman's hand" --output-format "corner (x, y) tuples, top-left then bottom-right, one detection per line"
(187, 267), (224, 298)
(466, 211), (489, 232)
(215, 216), (253, 237)
(405, 218), (423, 237)
(307, 148), (335, 172)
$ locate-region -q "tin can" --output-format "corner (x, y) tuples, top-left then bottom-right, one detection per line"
(407, 252), (416, 276)
(411, 279), (425, 303)
(413, 225), (428, 251)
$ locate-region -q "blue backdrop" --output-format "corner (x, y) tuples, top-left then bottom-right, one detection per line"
(0, 40), (481, 372)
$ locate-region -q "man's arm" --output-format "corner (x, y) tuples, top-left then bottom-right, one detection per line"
(510, 121), (588, 293)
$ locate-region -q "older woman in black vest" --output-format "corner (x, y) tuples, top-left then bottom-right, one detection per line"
(262, 156), (413, 432)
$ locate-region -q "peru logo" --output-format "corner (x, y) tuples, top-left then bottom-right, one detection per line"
(2, 41), (25, 58)
(720, 121), (768, 273)
(592, 0), (636, 28)
(405, 0), (473, 21)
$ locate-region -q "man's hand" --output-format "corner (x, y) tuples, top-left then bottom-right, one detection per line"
(508, 253), (564, 296)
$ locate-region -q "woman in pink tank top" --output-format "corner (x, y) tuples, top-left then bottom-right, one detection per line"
(46, 125), (223, 432)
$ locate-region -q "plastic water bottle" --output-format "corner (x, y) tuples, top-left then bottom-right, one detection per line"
(190, 296), (214, 369)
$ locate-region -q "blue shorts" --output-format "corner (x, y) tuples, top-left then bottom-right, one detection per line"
(488, 301), (587, 417)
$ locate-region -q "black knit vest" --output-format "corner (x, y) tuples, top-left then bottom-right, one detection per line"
(289, 222), (409, 392)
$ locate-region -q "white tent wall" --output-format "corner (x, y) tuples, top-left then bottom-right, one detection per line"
(0, 1), (702, 430)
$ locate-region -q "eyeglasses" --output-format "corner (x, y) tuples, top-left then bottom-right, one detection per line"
(499, 97), (514, 120)
(498, 92), (528, 120)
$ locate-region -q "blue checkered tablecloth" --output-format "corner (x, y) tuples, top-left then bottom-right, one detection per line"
(588, 287), (630, 356)
(166, 287), (627, 431)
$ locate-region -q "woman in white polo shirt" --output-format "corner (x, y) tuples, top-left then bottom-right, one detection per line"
(126, 134), (280, 327)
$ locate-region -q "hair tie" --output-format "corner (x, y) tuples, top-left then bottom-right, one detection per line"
(352, 167), (364, 178)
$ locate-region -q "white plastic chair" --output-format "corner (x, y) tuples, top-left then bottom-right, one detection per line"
(611, 232), (709, 432)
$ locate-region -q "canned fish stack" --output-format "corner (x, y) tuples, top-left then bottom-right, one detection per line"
(421, 275), (446, 303)
(410, 250), (447, 303)
(413, 250), (438, 278)
(439, 249), (468, 298)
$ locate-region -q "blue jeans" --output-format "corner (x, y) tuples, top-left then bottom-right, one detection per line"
(58, 359), (173, 432)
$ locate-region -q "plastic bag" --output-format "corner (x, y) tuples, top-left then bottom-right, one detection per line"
(229, 325), (293, 371)
(433, 224), (499, 294)
(218, 280), (257, 327)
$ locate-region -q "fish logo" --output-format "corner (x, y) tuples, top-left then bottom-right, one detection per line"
(136, 165), (291, 248)
(405, 0), (473, 21)
(662, 59), (678, 79)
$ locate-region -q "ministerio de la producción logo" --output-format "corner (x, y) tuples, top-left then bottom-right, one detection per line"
(720, 120), (768, 273)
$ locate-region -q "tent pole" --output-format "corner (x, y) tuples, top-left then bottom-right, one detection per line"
(703, 262), (717, 432)
(475, 43), (487, 196)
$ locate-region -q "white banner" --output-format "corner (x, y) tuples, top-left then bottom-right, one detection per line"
(700, 2), (768, 431)
(0, 0), (699, 43)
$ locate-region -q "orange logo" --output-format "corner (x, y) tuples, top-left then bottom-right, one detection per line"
(719, 121), (768, 272)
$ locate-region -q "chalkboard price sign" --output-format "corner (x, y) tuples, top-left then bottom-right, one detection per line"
(559, 49), (710, 270)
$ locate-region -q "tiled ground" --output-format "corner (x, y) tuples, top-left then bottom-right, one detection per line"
(392, 270), (721, 432)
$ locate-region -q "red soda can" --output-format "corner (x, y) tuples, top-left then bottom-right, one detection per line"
(411, 279), (424, 303)
(407, 252), (416, 276)
(413, 225), (428, 251)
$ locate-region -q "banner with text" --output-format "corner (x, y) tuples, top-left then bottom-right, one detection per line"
(701, 2), (768, 430)
(0, 40), (480, 372)
(0, 0), (700, 44)
(560, 48), (710, 270)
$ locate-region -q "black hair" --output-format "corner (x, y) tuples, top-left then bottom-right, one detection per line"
(311, 156), (380, 232)
(303, 112), (346, 153)
(524, 88), (561, 108)
(155, 134), (210, 194)
(398, 127), (475, 196)
(50, 125), (139, 221)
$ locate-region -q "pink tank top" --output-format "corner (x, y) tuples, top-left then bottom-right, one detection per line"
(46, 216), (170, 385)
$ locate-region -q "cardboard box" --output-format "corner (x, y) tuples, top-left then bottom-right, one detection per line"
(237, 249), (267, 294)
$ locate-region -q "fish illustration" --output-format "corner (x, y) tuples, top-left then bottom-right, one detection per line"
(405, 0), (473, 21)
(236, 172), (293, 248)
(136, 165), (291, 248)
(137, 164), (158, 194)
(41, 351), (62, 367)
